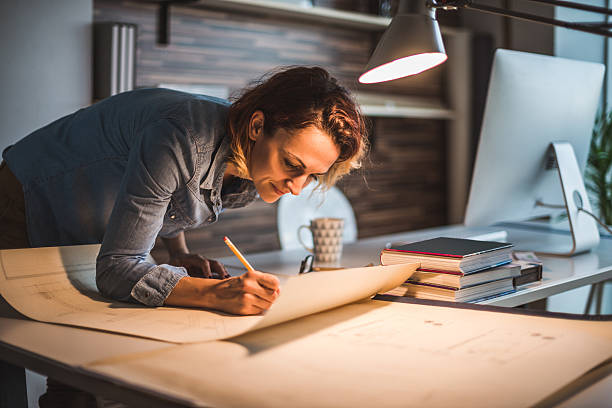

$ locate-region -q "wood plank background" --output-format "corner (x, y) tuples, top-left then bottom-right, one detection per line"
(94, 0), (448, 261)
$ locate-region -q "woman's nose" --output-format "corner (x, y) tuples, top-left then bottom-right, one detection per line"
(286, 175), (309, 195)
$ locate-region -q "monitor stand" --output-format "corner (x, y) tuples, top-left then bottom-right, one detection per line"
(526, 142), (600, 256)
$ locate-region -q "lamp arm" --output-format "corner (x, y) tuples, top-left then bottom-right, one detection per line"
(429, 0), (612, 37)
(523, 0), (612, 16)
(468, 2), (612, 37)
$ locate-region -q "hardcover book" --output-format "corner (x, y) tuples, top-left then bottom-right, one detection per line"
(381, 237), (513, 273)
(385, 277), (516, 303)
(408, 263), (521, 289)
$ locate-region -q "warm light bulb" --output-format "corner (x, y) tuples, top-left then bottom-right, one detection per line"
(358, 52), (447, 84)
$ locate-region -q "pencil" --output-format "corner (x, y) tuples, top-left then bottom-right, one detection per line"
(223, 236), (255, 272)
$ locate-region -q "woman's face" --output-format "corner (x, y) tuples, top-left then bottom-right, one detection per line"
(248, 112), (340, 203)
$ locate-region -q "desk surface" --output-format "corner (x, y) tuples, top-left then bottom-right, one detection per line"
(220, 223), (612, 308)
(1, 223), (611, 407)
(1, 299), (611, 408)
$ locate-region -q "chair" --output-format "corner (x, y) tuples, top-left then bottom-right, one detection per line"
(277, 183), (357, 250)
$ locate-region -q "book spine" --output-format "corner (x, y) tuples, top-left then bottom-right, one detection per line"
(462, 259), (512, 274)
(405, 281), (460, 291)
(461, 245), (513, 257)
(385, 249), (464, 258)
(417, 268), (464, 276)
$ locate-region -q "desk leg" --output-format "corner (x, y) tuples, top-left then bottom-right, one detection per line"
(0, 359), (27, 408)
(584, 284), (596, 314)
(585, 282), (606, 315)
(520, 298), (548, 311)
(595, 282), (603, 315)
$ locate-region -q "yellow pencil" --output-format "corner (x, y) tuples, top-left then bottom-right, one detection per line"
(223, 236), (255, 272)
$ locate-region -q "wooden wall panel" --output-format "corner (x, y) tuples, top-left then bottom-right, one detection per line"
(94, 0), (444, 97)
(94, 0), (447, 260)
(339, 118), (447, 238)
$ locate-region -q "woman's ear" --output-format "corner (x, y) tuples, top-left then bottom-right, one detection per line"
(248, 110), (265, 141)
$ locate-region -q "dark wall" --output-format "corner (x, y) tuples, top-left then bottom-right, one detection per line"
(94, 0), (448, 260)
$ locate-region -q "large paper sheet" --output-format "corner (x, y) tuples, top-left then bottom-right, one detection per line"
(0, 244), (416, 343)
(86, 300), (612, 408)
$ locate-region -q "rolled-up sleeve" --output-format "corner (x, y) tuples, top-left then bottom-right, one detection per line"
(96, 118), (194, 306)
(130, 264), (187, 306)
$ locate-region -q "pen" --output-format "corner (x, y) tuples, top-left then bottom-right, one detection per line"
(223, 236), (255, 272)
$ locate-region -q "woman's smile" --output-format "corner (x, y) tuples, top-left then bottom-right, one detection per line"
(271, 182), (285, 196)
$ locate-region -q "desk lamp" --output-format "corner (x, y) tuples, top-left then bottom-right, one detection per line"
(361, 0), (612, 255)
(360, 0), (612, 84)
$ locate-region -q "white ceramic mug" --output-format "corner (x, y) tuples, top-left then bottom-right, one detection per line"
(298, 217), (345, 264)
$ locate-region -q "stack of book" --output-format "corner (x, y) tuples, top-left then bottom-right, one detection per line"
(380, 237), (520, 302)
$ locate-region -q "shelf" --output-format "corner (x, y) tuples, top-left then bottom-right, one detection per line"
(193, 0), (391, 31)
(142, 0), (462, 46)
(193, 0), (464, 35)
(186, 1), (458, 120)
(355, 92), (454, 119)
(191, 0), (463, 35)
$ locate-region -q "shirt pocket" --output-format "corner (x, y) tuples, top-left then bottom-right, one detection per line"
(159, 200), (184, 238)
(163, 196), (196, 230)
(164, 199), (182, 224)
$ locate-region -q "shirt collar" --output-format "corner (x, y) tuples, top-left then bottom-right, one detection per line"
(199, 134), (258, 209)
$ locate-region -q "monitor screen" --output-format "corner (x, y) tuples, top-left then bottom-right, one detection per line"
(464, 49), (604, 230)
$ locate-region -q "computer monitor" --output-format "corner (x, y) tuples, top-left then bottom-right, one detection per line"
(464, 49), (605, 255)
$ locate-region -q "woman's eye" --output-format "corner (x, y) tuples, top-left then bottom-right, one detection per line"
(284, 159), (301, 171)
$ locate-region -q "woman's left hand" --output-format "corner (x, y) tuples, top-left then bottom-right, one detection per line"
(168, 253), (230, 279)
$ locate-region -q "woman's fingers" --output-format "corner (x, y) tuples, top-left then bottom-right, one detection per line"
(250, 270), (280, 291)
(194, 257), (212, 278)
(242, 271), (280, 302)
(174, 254), (227, 279)
(240, 292), (274, 314)
(208, 259), (229, 279)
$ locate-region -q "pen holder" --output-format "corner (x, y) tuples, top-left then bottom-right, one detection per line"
(298, 217), (344, 265)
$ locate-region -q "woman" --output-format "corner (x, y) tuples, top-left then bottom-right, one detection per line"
(1, 66), (367, 407)
(0, 66), (368, 316)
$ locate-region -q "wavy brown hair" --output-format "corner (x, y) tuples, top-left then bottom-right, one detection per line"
(227, 66), (368, 189)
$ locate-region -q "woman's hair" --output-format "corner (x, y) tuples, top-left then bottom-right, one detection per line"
(227, 66), (368, 189)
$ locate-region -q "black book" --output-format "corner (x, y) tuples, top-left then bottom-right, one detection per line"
(380, 237), (513, 274)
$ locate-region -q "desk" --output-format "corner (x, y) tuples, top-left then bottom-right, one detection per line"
(221, 223), (612, 308)
(1, 223), (611, 407)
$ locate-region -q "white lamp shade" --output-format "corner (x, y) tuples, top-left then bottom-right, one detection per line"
(359, 14), (447, 84)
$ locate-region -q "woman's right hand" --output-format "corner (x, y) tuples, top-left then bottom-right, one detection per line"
(164, 270), (280, 315)
(206, 270), (280, 315)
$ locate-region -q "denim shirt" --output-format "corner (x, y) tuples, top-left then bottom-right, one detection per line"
(3, 88), (258, 306)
